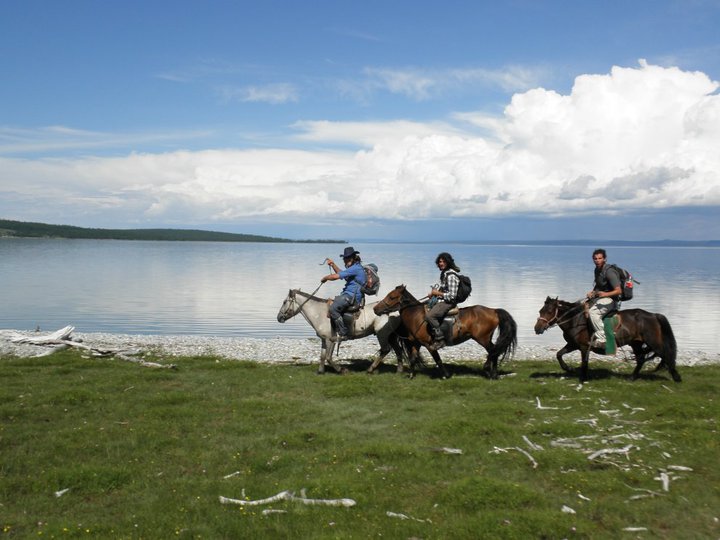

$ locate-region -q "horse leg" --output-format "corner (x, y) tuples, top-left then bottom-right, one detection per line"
(579, 347), (590, 383)
(556, 344), (577, 372)
(367, 349), (386, 374)
(317, 339), (328, 374)
(482, 344), (498, 380)
(630, 342), (648, 380)
(429, 349), (450, 379)
(389, 335), (406, 373)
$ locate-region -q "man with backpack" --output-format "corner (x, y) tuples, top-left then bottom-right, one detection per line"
(586, 248), (623, 348)
(426, 252), (464, 349)
(321, 246), (366, 340)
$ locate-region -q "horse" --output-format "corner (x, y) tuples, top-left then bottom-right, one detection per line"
(373, 285), (518, 379)
(276, 289), (407, 374)
(534, 296), (681, 383)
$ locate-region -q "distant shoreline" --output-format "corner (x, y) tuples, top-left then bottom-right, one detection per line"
(0, 219), (343, 243)
(2, 218), (718, 247)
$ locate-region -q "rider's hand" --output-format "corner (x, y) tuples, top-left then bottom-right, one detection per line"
(586, 290), (597, 299)
(325, 258), (334, 266)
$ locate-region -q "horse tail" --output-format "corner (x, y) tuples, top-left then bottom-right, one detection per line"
(494, 308), (518, 362)
(655, 313), (677, 366)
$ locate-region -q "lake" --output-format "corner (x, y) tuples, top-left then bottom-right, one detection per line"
(1, 238), (718, 354)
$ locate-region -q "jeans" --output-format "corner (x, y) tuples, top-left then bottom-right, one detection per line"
(329, 294), (355, 336)
(425, 301), (454, 338)
(588, 297), (616, 342)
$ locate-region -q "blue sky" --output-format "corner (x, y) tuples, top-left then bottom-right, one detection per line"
(1, 0), (720, 241)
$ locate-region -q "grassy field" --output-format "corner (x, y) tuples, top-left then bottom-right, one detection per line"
(1, 350), (718, 539)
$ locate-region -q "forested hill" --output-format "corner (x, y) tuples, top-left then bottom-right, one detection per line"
(0, 219), (343, 243)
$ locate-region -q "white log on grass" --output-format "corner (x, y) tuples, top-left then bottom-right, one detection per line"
(587, 444), (635, 461)
(490, 446), (538, 469)
(219, 490), (356, 507)
(386, 511), (432, 523)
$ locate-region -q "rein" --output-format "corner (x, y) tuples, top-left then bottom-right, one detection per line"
(291, 283), (324, 316)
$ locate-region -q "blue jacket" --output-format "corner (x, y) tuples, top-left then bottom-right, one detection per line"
(338, 262), (366, 303)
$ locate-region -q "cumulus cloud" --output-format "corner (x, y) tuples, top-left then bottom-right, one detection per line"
(2, 61), (719, 227)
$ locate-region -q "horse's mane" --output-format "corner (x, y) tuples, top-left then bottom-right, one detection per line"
(399, 286), (424, 306)
(293, 289), (327, 302)
(557, 298), (582, 308)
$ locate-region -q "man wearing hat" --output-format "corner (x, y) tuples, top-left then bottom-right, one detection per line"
(321, 246), (367, 340)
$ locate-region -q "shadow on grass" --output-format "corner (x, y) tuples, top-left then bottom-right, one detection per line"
(529, 366), (677, 383)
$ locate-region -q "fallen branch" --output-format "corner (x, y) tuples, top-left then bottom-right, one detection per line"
(522, 436), (544, 451)
(219, 490), (356, 507)
(386, 511), (432, 523)
(8, 326), (176, 369)
(587, 444), (635, 461)
(490, 446), (538, 469)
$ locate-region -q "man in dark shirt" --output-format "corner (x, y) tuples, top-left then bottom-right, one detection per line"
(586, 248), (622, 348)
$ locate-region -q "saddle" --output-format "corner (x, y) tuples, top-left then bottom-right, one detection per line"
(339, 298), (365, 330)
(423, 304), (461, 346)
(422, 304), (460, 317)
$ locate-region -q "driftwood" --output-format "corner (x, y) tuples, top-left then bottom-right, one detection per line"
(219, 489), (356, 508)
(8, 326), (176, 369)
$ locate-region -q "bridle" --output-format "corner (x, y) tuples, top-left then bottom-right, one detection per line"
(536, 304), (559, 328)
(536, 300), (586, 330)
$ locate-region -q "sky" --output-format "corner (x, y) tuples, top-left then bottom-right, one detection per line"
(1, 0), (720, 242)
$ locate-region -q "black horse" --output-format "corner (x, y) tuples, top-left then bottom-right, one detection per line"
(534, 296), (681, 383)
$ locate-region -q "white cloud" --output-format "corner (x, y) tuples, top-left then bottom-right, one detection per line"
(360, 65), (546, 101)
(219, 83), (299, 104)
(2, 61), (719, 227)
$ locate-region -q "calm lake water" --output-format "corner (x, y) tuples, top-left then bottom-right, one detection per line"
(1, 238), (719, 353)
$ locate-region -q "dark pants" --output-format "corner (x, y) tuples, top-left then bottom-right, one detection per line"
(425, 301), (454, 339)
(329, 294), (355, 336)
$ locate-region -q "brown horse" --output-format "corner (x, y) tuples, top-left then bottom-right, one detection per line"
(534, 296), (681, 383)
(373, 285), (517, 379)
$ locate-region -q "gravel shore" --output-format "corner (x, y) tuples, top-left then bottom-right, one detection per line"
(2, 328), (718, 367)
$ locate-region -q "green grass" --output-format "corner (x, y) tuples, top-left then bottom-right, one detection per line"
(1, 351), (718, 539)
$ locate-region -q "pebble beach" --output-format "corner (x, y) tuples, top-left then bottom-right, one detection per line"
(2, 328), (718, 367)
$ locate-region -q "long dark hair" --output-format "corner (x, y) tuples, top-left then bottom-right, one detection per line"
(435, 252), (460, 272)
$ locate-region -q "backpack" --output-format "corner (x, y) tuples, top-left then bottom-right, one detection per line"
(606, 264), (636, 301)
(360, 263), (380, 296)
(448, 270), (472, 303)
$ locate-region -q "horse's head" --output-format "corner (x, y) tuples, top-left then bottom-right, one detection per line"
(374, 285), (407, 315)
(277, 289), (298, 323)
(534, 296), (560, 334)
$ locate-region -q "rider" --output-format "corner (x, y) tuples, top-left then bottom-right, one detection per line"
(426, 252), (461, 349)
(586, 248), (622, 348)
(321, 246), (366, 340)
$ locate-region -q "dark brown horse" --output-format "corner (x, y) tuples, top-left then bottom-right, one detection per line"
(534, 296), (681, 383)
(373, 285), (517, 379)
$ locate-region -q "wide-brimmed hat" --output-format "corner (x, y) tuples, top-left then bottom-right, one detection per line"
(341, 246), (360, 259)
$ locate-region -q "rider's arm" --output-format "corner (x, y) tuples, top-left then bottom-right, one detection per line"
(321, 258), (342, 282)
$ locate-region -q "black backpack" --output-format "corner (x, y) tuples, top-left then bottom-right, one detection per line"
(360, 263), (380, 296)
(606, 264), (636, 301)
(449, 271), (472, 303)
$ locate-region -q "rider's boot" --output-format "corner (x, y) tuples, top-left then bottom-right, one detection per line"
(430, 328), (445, 350)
